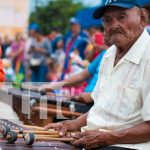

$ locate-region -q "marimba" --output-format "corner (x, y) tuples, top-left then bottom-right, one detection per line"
(0, 119), (80, 150)
(1, 85), (92, 126)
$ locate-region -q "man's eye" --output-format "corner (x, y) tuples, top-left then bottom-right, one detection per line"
(102, 18), (112, 24)
(118, 15), (126, 21)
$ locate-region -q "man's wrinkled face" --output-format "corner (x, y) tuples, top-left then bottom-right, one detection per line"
(102, 6), (143, 49)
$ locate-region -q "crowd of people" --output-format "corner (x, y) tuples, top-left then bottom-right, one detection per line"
(0, 17), (107, 95)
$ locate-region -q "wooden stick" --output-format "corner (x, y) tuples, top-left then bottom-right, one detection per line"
(18, 134), (24, 138)
(7, 133), (61, 140)
(34, 134), (60, 138)
(14, 130), (59, 135)
(35, 136), (75, 142)
(22, 125), (56, 132)
(32, 106), (82, 117)
(24, 133), (76, 145)
(22, 125), (45, 131)
(16, 134), (60, 138)
(16, 130), (79, 135)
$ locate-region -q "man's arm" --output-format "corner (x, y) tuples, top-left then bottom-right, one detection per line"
(107, 121), (150, 145)
(62, 69), (91, 87)
(72, 121), (150, 149)
(41, 69), (91, 91)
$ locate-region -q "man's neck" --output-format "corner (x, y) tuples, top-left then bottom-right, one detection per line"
(120, 30), (143, 52)
(114, 29), (144, 66)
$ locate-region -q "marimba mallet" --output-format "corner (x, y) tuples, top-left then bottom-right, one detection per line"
(6, 131), (23, 143)
(24, 133), (76, 145)
(0, 126), (10, 137)
(6, 131), (61, 143)
(0, 125), (58, 138)
(15, 130), (60, 135)
(15, 129), (80, 136)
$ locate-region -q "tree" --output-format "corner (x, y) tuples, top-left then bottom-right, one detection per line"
(30, 0), (85, 35)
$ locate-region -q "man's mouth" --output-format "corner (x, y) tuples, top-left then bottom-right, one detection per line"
(110, 32), (123, 36)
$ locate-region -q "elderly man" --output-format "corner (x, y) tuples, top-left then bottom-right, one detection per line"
(45, 0), (150, 149)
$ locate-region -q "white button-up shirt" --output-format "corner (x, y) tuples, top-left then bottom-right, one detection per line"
(82, 29), (150, 150)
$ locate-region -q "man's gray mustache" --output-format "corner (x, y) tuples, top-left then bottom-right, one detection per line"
(110, 32), (125, 36)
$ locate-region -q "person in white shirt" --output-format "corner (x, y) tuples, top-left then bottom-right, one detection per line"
(44, 0), (150, 149)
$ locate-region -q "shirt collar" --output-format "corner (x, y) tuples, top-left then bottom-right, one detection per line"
(104, 29), (150, 65)
(104, 45), (117, 58)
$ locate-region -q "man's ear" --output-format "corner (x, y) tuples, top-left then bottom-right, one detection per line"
(140, 8), (148, 24)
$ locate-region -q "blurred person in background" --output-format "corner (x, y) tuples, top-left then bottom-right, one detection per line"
(2, 58), (15, 82)
(0, 47), (22, 124)
(24, 23), (40, 81)
(1, 36), (11, 58)
(7, 33), (25, 83)
(25, 23), (39, 60)
(49, 28), (63, 53)
(62, 17), (90, 81)
(48, 28), (65, 80)
(0, 47), (5, 82)
(47, 57), (61, 82)
(28, 25), (52, 82)
(85, 26), (108, 62)
(146, 24), (150, 34)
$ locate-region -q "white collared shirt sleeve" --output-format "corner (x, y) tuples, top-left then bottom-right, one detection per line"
(91, 57), (105, 103)
(141, 60), (150, 121)
(91, 77), (100, 103)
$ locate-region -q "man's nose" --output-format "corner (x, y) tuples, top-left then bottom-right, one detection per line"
(110, 19), (120, 30)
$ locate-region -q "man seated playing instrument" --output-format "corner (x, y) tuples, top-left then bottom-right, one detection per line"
(45, 0), (150, 149)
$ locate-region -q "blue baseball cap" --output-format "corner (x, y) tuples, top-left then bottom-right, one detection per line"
(69, 17), (80, 25)
(93, 0), (142, 19)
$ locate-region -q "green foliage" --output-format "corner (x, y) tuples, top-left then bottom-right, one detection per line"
(30, 0), (85, 35)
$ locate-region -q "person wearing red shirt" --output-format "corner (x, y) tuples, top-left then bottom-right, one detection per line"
(0, 47), (5, 82)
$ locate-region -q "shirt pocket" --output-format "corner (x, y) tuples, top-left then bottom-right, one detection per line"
(119, 87), (140, 118)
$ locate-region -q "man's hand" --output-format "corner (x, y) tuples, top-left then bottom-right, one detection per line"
(44, 120), (80, 136)
(45, 113), (88, 137)
(75, 93), (93, 104)
(71, 130), (108, 149)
